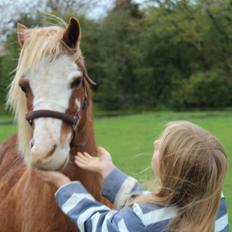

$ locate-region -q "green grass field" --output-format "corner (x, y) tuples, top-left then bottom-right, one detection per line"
(0, 111), (231, 225)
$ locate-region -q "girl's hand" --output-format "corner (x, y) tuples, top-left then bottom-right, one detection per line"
(75, 147), (115, 179)
(36, 170), (71, 188)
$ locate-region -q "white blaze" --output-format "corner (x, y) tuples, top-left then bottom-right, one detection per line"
(26, 55), (82, 170)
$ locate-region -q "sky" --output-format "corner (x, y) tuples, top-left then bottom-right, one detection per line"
(0, 0), (148, 42)
(86, 0), (114, 19)
(65, 0), (147, 20)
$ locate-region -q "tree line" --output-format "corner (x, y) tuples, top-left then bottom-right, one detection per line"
(0, 0), (232, 112)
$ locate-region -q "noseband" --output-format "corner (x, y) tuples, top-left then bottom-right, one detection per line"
(26, 109), (81, 131)
(25, 62), (96, 144)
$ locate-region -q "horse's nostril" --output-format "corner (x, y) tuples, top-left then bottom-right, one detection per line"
(30, 144), (58, 167)
(30, 140), (34, 148)
(40, 144), (57, 163)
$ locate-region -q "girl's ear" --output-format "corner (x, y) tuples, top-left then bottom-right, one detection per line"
(62, 18), (81, 49)
(17, 23), (27, 47)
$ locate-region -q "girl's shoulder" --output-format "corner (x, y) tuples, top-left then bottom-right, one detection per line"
(130, 194), (229, 232)
(131, 201), (176, 230)
(215, 194), (229, 232)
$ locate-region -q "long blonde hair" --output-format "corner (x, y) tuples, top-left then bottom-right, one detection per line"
(134, 121), (228, 232)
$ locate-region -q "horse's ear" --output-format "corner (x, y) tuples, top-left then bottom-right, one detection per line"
(62, 18), (81, 49)
(17, 23), (27, 47)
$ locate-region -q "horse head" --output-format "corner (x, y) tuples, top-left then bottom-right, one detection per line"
(8, 18), (95, 171)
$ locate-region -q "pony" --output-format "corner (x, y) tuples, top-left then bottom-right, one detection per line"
(0, 18), (107, 232)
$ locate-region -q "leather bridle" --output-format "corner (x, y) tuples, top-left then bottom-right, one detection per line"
(26, 109), (81, 131)
(25, 60), (96, 145)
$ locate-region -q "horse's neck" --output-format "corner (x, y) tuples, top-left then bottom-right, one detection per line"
(63, 110), (102, 198)
(73, 112), (97, 155)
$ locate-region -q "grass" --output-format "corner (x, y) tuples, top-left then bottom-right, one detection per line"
(0, 111), (231, 225)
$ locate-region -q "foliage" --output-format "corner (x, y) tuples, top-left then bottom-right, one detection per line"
(171, 70), (232, 109)
(0, 33), (19, 111)
(84, 0), (144, 110)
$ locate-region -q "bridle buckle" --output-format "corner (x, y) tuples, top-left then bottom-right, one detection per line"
(73, 114), (80, 132)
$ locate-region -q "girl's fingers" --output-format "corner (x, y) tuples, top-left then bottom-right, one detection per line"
(76, 152), (85, 158)
(75, 158), (94, 170)
(74, 159), (86, 168)
(83, 152), (92, 158)
(97, 147), (112, 160)
(97, 147), (111, 157)
(75, 156), (88, 165)
(76, 152), (87, 158)
(76, 152), (91, 159)
(75, 157), (93, 168)
(75, 152), (97, 163)
(97, 146), (109, 155)
(36, 170), (54, 177)
(75, 156), (90, 165)
(76, 152), (92, 158)
(36, 171), (48, 181)
(76, 152), (90, 162)
(35, 170), (58, 182)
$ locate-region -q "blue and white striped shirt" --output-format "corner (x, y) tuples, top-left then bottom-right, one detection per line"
(55, 168), (229, 232)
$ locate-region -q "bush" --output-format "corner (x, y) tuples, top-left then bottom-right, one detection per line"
(171, 70), (232, 109)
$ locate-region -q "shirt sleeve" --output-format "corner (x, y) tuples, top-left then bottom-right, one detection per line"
(55, 181), (146, 232)
(214, 193), (230, 232)
(101, 168), (150, 208)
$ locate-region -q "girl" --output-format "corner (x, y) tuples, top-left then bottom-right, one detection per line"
(37, 121), (229, 232)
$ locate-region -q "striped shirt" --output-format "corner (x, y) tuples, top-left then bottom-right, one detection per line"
(55, 168), (229, 232)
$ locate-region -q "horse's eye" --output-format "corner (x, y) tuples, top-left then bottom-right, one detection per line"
(19, 81), (29, 93)
(21, 85), (27, 93)
(70, 77), (82, 89)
